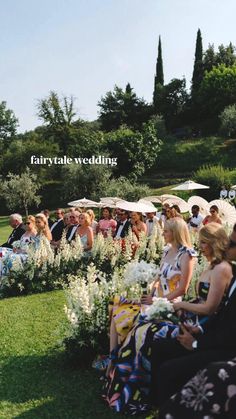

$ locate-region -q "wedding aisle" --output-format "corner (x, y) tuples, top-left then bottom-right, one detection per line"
(0, 290), (131, 419)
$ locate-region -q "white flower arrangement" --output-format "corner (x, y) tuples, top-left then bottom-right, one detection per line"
(144, 297), (175, 321)
(123, 260), (160, 290)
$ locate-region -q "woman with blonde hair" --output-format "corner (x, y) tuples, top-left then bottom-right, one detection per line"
(86, 209), (98, 235)
(76, 212), (94, 253)
(35, 213), (52, 241)
(103, 219), (197, 411)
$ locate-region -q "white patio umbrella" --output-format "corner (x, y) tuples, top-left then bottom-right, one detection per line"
(208, 199), (236, 225)
(115, 200), (157, 213)
(231, 185), (236, 190)
(188, 196), (209, 216)
(163, 197), (190, 213)
(100, 197), (124, 205)
(171, 180), (209, 191)
(67, 197), (99, 207)
(142, 194), (180, 204)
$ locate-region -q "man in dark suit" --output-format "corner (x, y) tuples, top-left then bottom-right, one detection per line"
(114, 210), (131, 239)
(151, 225), (236, 407)
(66, 211), (80, 243)
(1, 213), (26, 248)
(50, 208), (65, 245)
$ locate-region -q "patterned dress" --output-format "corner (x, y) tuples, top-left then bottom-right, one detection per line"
(103, 246), (197, 415)
(158, 357), (236, 419)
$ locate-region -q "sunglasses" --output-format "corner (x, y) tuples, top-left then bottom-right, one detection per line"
(26, 222), (31, 225)
(210, 210), (216, 213)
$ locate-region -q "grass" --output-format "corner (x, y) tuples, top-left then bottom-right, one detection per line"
(0, 216), (11, 244)
(0, 290), (145, 419)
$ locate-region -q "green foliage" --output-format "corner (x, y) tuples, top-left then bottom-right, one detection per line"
(101, 176), (151, 201)
(197, 64), (236, 132)
(203, 43), (236, 73)
(1, 167), (41, 215)
(153, 35), (164, 105)
(0, 100), (18, 146)
(104, 120), (162, 179)
(219, 104), (236, 137)
(37, 91), (78, 153)
(194, 164), (234, 200)
(0, 291), (122, 418)
(98, 84), (152, 131)
(61, 163), (112, 201)
(192, 29), (204, 95)
(153, 78), (189, 130)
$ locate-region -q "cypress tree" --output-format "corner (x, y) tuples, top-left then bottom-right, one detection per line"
(153, 36), (164, 109)
(191, 29), (204, 95)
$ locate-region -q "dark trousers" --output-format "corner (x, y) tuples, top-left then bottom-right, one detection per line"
(150, 338), (236, 407)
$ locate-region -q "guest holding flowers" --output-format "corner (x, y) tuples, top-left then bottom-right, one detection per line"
(104, 222), (232, 415)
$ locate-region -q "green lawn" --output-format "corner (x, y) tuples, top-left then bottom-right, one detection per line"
(0, 290), (144, 419)
(0, 216), (11, 244)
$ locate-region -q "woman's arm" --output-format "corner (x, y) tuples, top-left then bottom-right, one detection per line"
(86, 227), (94, 250)
(174, 262), (232, 315)
(165, 252), (195, 301)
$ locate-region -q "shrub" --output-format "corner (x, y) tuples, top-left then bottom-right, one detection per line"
(194, 164), (233, 200)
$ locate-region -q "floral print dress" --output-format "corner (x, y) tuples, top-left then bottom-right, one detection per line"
(158, 357), (236, 419)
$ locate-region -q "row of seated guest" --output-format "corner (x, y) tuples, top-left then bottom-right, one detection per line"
(102, 221), (233, 415)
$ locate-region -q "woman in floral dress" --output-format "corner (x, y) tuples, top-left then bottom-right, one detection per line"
(158, 357), (236, 419)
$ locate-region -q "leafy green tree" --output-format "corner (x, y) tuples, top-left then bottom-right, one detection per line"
(219, 104), (236, 137)
(192, 29), (204, 96)
(101, 176), (151, 201)
(104, 120), (162, 179)
(203, 43), (236, 73)
(37, 91), (78, 154)
(0, 101), (18, 147)
(98, 84), (152, 131)
(154, 78), (189, 131)
(61, 164), (112, 201)
(1, 168), (41, 215)
(197, 64), (236, 132)
(194, 165), (233, 200)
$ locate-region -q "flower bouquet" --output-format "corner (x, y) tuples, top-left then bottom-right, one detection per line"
(123, 260), (160, 295)
(144, 297), (179, 324)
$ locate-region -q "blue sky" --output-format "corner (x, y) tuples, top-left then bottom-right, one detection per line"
(1, 0), (236, 132)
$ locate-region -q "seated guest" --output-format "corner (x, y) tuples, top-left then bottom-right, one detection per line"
(104, 223), (232, 415)
(1, 214), (26, 248)
(145, 211), (161, 238)
(50, 208), (65, 246)
(35, 213), (52, 241)
(158, 356), (236, 419)
(114, 210), (131, 239)
(97, 207), (117, 237)
(130, 211), (147, 239)
(187, 204), (203, 230)
(42, 209), (54, 228)
(103, 218), (197, 414)
(203, 205), (222, 225)
(63, 212), (71, 233)
(76, 213), (94, 253)
(171, 205), (183, 219)
(86, 209), (98, 235)
(150, 224), (236, 410)
(66, 211), (80, 243)
(13, 215), (37, 253)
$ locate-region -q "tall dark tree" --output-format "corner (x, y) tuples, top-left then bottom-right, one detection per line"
(153, 36), (164, 110)
(191, 29), (204, 95)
